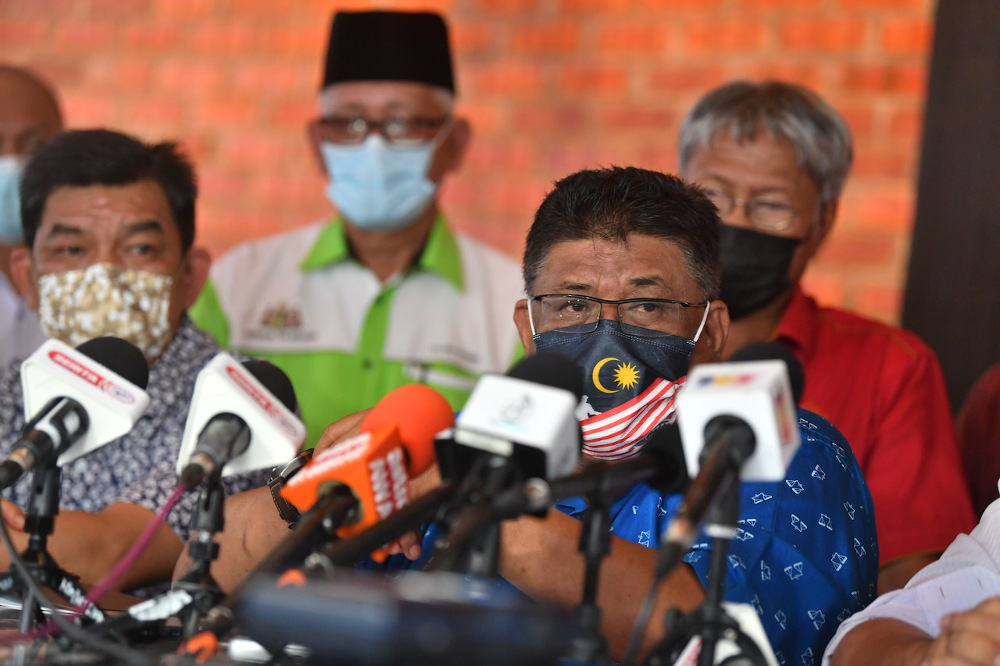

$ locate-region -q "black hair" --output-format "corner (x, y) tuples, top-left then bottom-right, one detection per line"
(523, 166), (722, 300)
(19, 128), (196, 250)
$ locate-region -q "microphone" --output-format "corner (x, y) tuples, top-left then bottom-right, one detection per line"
(436, 351), (585, 485)
(515, 424), (689, 515)
(659, 342), (803, 574)
(279, 383), (454, 545)
(176, 354), (305, 488)
(0, 337), (151, 490)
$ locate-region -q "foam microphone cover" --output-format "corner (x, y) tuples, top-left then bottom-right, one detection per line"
(508, 350), (584, 400)
(359, 383), (455, 473)
(281, 384), (455, 533)
(76, 336), (150, 390)
(242, 359), (298, 413)
(730, 341), (804, 405)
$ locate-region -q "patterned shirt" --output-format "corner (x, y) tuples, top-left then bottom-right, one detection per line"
(556, 409), (879, 665)
(374, 409), (878, 664)
(0, 318), (268, 544)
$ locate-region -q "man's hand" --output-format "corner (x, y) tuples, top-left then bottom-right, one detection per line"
(922, 598), (1000, 665)
(313, 409), (368, 454)
(0, 499), (25, 531)
(313, 408), (443, 562)
(831, 598), (1000, 666)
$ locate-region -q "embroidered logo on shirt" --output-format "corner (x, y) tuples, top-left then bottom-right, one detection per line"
(246, 303), (316, 342)
(260, 304), (302, 329)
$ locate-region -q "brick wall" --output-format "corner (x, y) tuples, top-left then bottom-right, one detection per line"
(0, 0), (935, 325)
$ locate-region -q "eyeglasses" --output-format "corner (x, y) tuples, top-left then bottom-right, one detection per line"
(314, 115), (450, 147)
(530, 294), (708, 337)
(701, 187), (799, 232)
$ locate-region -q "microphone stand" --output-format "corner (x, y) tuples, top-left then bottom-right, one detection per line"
(567, 490), (613, 666)
(0, 460), (107, 636)
(642, 470), (767, 666)
(428, 456), (519, 576)
(173, 472), (227, 638)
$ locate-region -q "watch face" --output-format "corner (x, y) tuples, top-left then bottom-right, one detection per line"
(272, 450), (313, 483)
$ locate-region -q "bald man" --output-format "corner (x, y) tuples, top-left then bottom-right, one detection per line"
(0, 65), (63, 367)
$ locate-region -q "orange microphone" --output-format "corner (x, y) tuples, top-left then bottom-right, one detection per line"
(280, 384), (453, 557)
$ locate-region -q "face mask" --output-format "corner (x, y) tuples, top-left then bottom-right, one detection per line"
(37, 263), (174, 361)
(719, 225), (801, 321)
(532, 309), (709, 461)
(320, 134), (438, 232)
(0, 156), (25, 244)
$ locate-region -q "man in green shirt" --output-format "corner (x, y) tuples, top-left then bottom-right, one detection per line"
(190, 10), (523, 447)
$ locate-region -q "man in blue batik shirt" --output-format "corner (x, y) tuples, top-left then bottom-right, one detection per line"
(207, 166), (878, 664)
(375, 167), (878, 663)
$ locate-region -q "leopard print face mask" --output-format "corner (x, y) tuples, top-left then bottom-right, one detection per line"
(37, 263), (173, 361)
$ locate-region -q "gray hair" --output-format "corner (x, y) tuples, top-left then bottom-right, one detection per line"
(678, 80), (853, 205)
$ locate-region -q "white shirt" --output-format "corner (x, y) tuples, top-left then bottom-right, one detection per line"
(823, 482), (1000, 663)
(0, 271), (44, 367)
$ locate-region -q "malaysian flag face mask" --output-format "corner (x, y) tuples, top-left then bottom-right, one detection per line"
(531, 305), (709, 461)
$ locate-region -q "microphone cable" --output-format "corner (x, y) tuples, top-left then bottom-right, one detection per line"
(0, 482), (187, 663)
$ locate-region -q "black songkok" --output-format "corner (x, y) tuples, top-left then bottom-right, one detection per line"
(321, 10), (455, 94)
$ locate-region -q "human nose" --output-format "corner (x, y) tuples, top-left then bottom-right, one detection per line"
(721, 197), (756, 229)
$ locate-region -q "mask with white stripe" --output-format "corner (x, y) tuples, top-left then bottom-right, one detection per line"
(531, 307), (709, 461)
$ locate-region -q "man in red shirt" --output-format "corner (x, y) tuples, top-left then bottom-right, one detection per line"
(678, 79), (975, 593)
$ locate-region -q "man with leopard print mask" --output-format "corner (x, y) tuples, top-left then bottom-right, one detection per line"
(0, 129), (266, 593)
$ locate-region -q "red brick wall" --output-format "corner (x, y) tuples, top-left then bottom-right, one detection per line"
(0, 0), (935, 325)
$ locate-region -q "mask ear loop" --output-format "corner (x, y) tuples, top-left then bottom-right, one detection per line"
(527, 298), (539, 337)
(692, 301), (711, 343)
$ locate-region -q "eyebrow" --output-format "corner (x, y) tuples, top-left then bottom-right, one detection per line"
(41, 219), (166, 242)
(700, 173), (791, 196)
(42, 222), (84, 240)
(124, 220), (166, 236)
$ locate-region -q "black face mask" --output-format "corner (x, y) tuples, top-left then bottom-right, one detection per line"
(719, 225), (801, 321)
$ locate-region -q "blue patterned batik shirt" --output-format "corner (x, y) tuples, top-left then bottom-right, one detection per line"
(556, 408), (879, 665)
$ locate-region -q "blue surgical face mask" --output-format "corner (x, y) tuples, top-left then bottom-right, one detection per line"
(320, 134), (438, 232)
(0, 156), (25, 244)
(531, 307), (710, 460)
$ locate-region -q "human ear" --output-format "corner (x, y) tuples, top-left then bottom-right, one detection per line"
(691, 299), (730, 367)
(9, 247), (39, 310)
(179, 246), (211, 310)
(513, 298), (536, 355)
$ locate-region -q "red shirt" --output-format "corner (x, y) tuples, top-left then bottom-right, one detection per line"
(956, 364), (1000, 517)
(776, 288), (975, 564)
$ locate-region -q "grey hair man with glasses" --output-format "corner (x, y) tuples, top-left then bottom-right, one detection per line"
(678, 79), (975, 593)
(189, 10), (522, 449)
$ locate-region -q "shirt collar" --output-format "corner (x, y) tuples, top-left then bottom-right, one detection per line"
(299, 215), (464, 291)
(775, 286), (818, 364)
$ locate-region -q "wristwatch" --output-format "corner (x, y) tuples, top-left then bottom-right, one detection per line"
(267, 450), (313, 529)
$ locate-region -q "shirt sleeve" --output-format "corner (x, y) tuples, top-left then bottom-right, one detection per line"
(822, 496), (1000, 664)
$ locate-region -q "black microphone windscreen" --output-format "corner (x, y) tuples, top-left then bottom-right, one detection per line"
(730, 341), (804, 404)
(639, 423), (690, 494)
(242, 360), (297, 412)
(507, 350), (584, 399)
(75, 336), (149, 390)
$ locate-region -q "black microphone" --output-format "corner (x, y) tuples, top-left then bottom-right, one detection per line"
(659, 342), (805, 577)
(180, 360), (298, 489)
(0, 337), (149, 490)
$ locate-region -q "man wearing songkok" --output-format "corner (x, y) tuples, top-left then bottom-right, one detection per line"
(190, 10), (523, 448)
